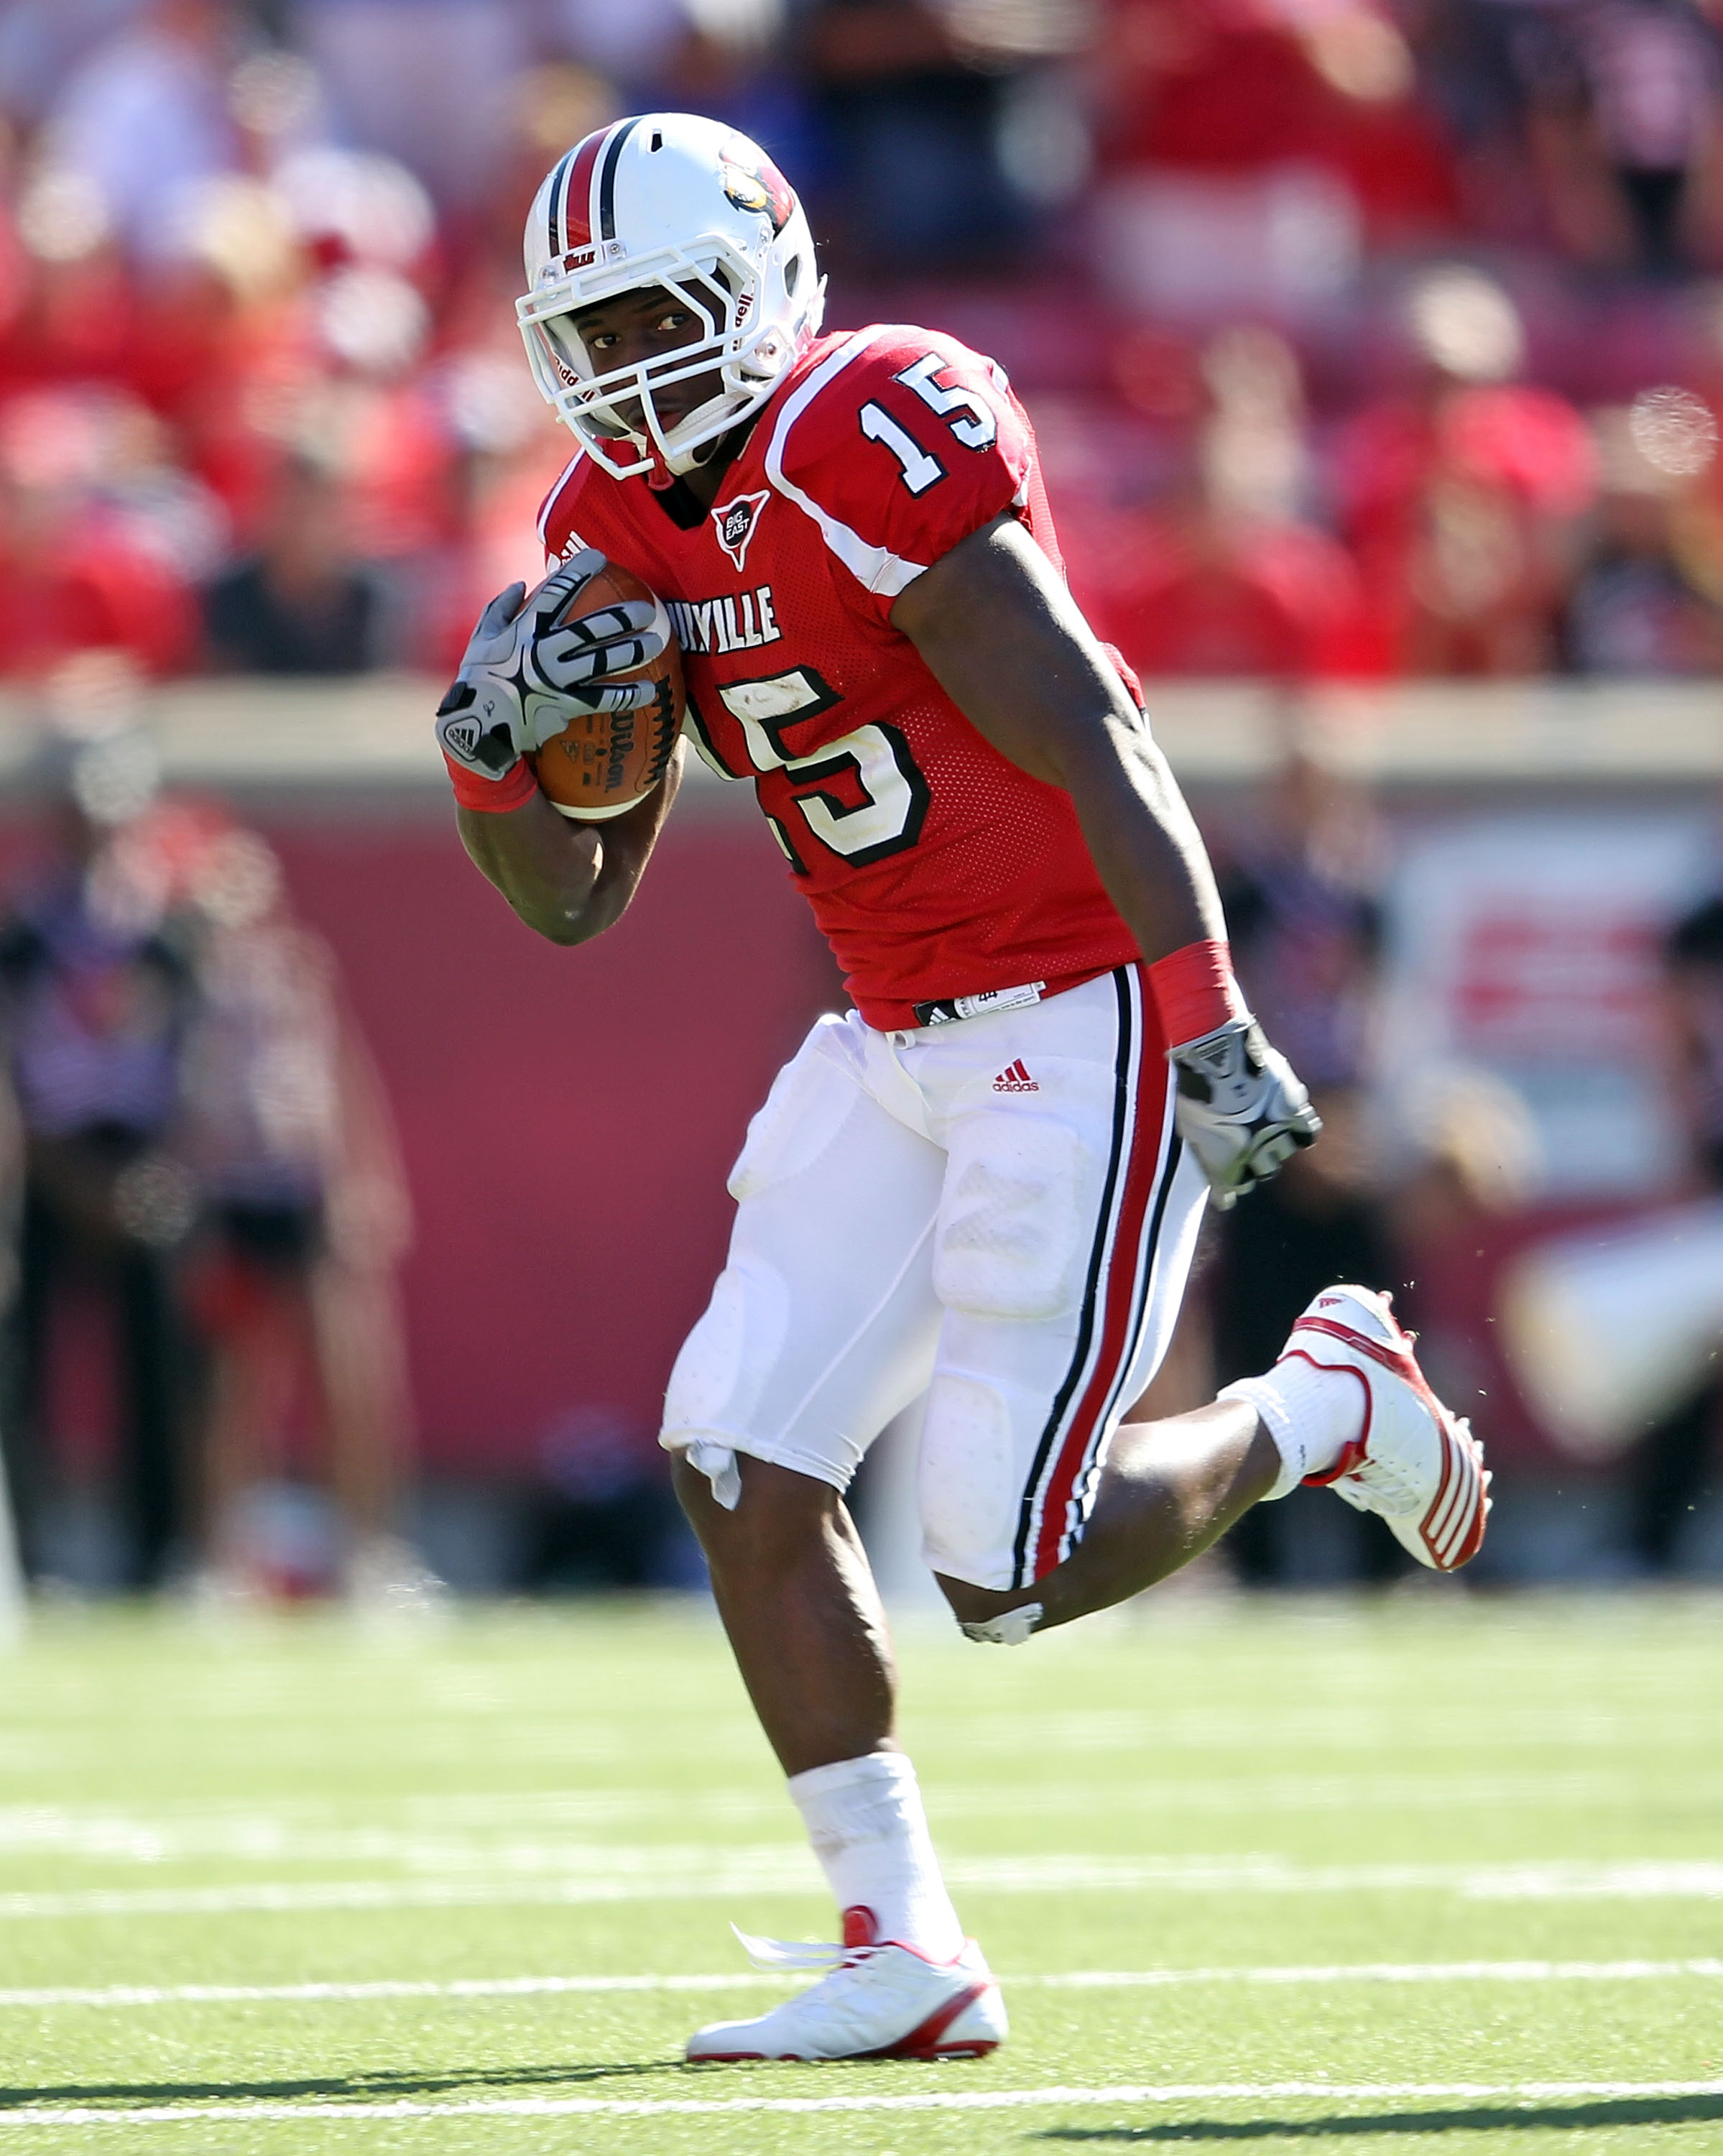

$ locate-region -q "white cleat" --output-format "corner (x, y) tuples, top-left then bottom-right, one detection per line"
(1280, 1284), (1490, 1571)
(685, 1907), (1007, 2063)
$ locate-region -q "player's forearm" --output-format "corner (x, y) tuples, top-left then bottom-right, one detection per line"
(896, 514), (1224, 961)
(1058, 721), (1228, 967)
(458, 793), (606, 943)
(457, 747), (681, 944)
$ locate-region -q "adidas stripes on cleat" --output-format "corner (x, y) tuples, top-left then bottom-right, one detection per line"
(1271, 1284), (1490, 1571)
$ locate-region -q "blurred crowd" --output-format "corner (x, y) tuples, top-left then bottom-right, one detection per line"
(1183, 749), (1723, 1583)
(3, 0), (1723, 691)
(0, 724), (426, 1605)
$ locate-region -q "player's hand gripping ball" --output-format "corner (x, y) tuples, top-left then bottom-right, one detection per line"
(528, 558), (684, 821)
(435, 550), (683, 820)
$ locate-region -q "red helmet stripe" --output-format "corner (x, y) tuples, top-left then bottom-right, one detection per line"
(553, 128), (608, 254)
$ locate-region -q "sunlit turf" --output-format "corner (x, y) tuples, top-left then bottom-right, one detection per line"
(0, 1590), (1719, 2152)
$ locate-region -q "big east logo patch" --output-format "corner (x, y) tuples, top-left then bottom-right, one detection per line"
(712, 489), (769, 571)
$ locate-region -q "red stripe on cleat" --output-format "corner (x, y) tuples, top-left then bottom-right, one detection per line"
(1420, 1423), (1488, 1570)
(864, 1980), (1000, 2060)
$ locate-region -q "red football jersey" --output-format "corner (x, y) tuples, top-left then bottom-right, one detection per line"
(537, 324), (1140, 1031)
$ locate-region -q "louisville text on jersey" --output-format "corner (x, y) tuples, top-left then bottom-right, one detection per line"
(664, 586), (782, 655)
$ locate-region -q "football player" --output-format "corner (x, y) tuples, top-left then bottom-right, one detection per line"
(435, 114), (1489, 2063)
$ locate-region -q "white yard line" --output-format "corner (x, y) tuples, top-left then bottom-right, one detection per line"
(0, 2079), (1719, 2127)
(1, 1959), (1719, 2011)
(1, 1856), (1719, 1919)
(0, 1875), (789, 1919)
(1038, 1959), (1723, 1988)
(0, 1772), (1691, 1854)
(0, 1974), (776, 2009)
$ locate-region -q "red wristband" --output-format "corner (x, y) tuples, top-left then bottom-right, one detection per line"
(443, 751), (539, 814)
(1147, 938), (1249, 1047)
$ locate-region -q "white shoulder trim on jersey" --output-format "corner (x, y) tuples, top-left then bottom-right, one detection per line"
(537, 451), (587, 555)
(763, 330), (930, 599)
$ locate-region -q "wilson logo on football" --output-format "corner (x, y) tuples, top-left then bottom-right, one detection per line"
(993, 1060), (1040, 1093)
(713, 491), (769, 571)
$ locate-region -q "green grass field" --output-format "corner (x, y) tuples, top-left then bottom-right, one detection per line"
(0, 1591), (1719, 2153)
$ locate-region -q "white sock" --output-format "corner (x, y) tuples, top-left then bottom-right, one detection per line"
(1219, 1358), (1367, 1501)
(787, 1751), (964, 1962)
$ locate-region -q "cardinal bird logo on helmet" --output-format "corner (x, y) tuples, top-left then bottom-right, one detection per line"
(720, 143), (795, 235)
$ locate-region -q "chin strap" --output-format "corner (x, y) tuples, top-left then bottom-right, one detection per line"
(641, 418), (760, 494)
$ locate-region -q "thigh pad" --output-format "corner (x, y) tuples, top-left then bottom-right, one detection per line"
(726, 1015), (859, 1202)
(932, 1110), (1088, 1325)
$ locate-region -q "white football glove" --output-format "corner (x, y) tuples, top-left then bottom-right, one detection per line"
(1168, 1018), (1322, 1210)
(435, 549), (668, 783)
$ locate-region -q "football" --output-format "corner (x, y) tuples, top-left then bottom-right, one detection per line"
(530, 563), (685, 821)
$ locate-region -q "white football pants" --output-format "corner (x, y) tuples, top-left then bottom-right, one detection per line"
(660, 966), (1209, 1591)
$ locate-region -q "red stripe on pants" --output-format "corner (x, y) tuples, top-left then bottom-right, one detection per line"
(1030, 974), (1168, 1580)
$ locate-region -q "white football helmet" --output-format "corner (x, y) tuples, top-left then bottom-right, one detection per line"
(518, 113), (824, 481)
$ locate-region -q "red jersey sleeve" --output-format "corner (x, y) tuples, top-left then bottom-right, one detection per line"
(537, 451), (591, 568)
(764, 326), (1036, 623)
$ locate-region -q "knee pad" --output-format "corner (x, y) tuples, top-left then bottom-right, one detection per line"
(932, 1112), (1087, 1323)
(918, 1369), (1020, 1589)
